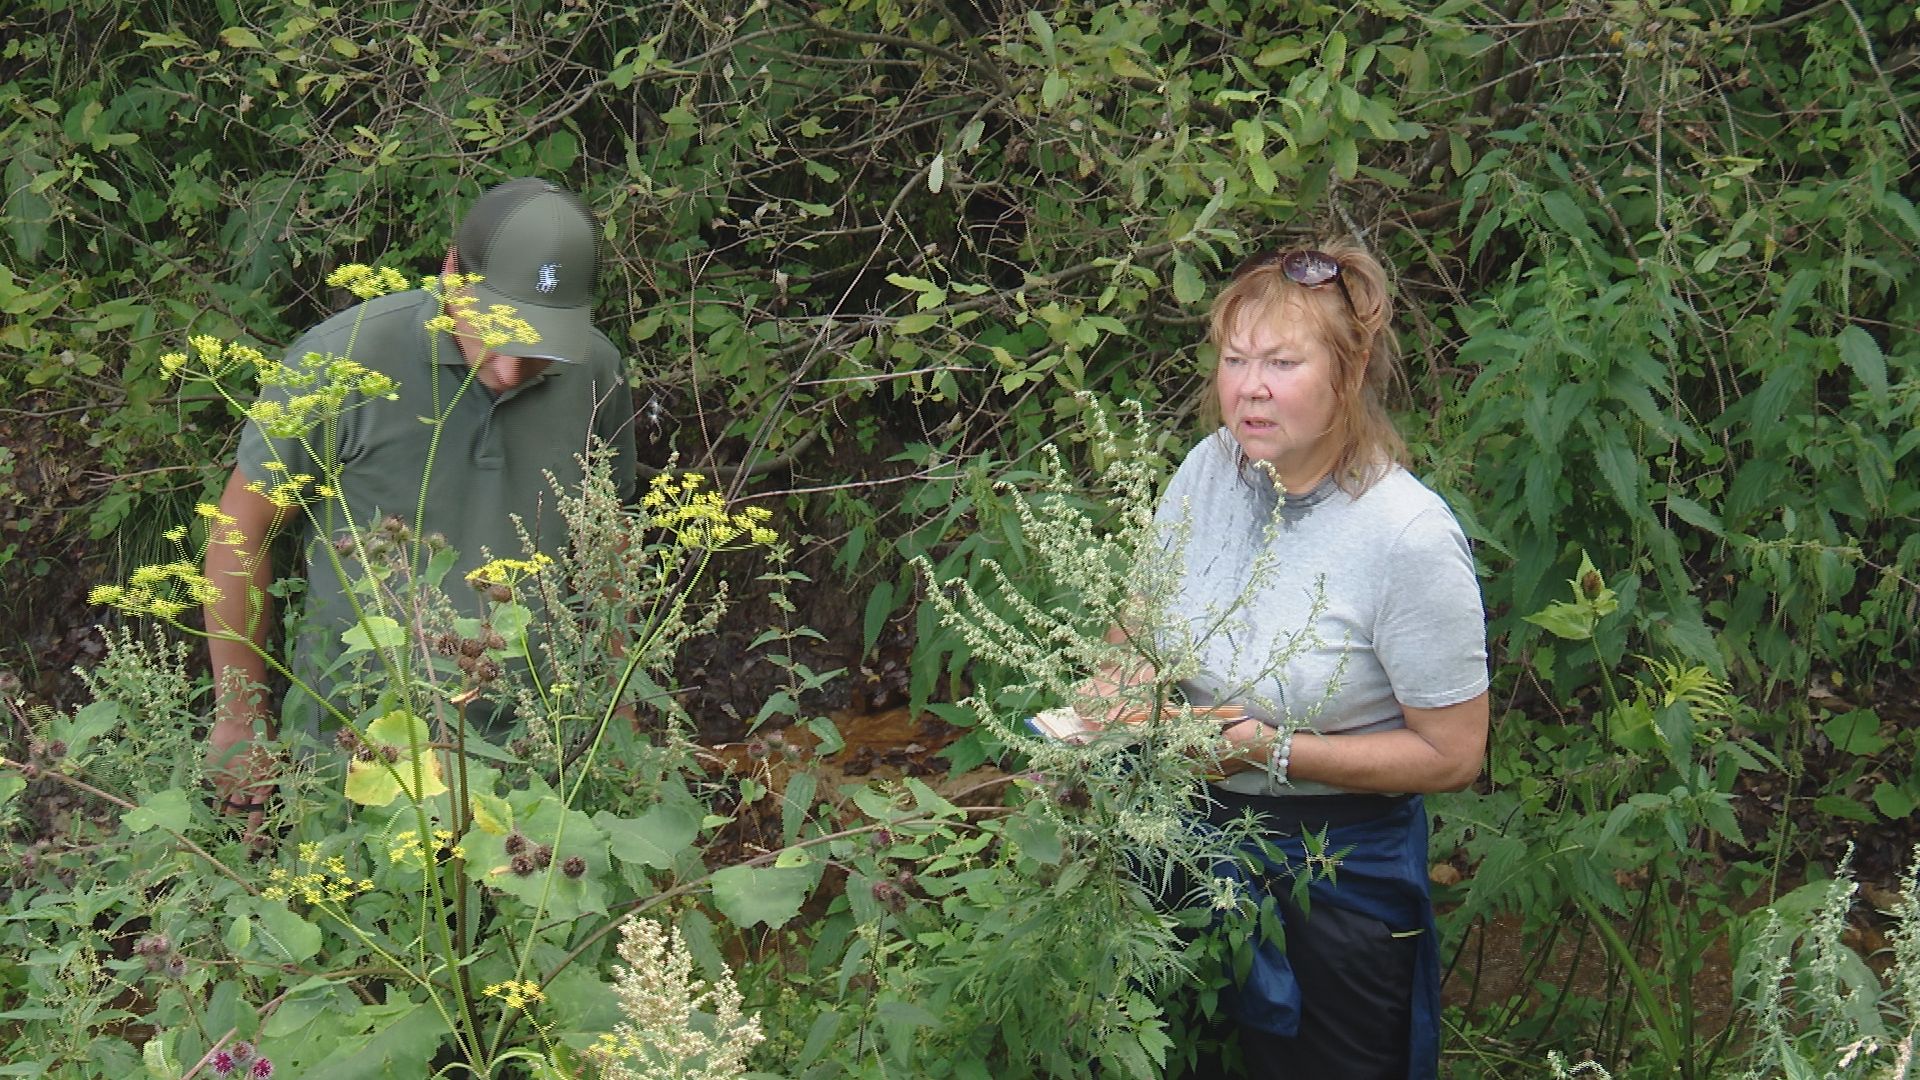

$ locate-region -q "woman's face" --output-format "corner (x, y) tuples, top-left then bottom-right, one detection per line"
(1216, 299), (1341, 491)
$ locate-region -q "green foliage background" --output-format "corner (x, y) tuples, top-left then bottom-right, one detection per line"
(7, 0), (1915, 697)
(3, 0), (1919, 1071)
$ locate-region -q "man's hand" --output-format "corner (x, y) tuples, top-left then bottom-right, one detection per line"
(207, 712), (278, 847)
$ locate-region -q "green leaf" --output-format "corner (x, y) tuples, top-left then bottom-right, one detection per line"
(1822, 709), (1887, 756)
(345, 710), (445, 805)
(806, 715), (845, 756)
(1591, 429), (1641, 516)
(1812, 794), (1878, 823)
(0, 774), (25, 808)
(1171, 257), (1205, 304)
(340, 615), (404, 653)
(1836, 326), (1889, 412)
(781, 770), (817, 843)
(1540, 190), (1590, 240)
(124, 788), (192, 834)
(1332, 136), (1358, 180)
(928, 152), (945, 194)
(1041, 71), (1069, 109)
(218, 27), (262, 48)
(1873, 782), (1916, 820)
(57, 699), (121, 755)
(141, 1032), (179, 1080)
(596, 800), (700, 869)
(1005, 809), (1064, 864)
(896, 312), (939, 334)
(709, 864), (818, 928)
(469, 791), (513, 835)
(886, 273), (938, 293)
(469, 796), (610, 920)
(1664, 494), (1723, 537)
(862, 579), (896, 659)
(1523, 601), (1593, 641)
(255, 900), (322, 964)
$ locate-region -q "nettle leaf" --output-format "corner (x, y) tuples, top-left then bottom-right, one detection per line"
(1836, 325), (1889, 414)
(710, 863), (819, 928)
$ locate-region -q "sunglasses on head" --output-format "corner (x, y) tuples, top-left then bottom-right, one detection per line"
(1232, 248), (1355, 316)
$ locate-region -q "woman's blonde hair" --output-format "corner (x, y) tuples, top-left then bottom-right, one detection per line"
(1202, 236), (1407, 494)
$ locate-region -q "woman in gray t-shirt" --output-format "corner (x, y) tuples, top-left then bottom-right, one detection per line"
(1144, 241), (1488, 1080)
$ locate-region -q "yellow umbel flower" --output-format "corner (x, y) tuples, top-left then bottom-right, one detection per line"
(326, 263), (411, 300)
(90, 561), (221, 620)
(483, 979), (546, 1010)
(639, 473), (781, 552)
(261, 842), (372, 907)
(465, 553), (554, 592)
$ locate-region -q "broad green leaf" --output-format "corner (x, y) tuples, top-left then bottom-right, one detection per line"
(1540, 190), (1590, 240)
(340, 615), (404, 653)
(596, 800), (700, 869)
(1812, 794), (1877, 823)
(0, 774), (24, 808)
(1591, 430), (1641, 517)
(1522, 601), (1592, 641)
(490, 602), (532, 646)
(469, 791), (513, 835)
(1332, 136), (1358, 180)
(1873, 782), (1916, 820)
(218, 27), (262, 48)
(141, 1032), (178, 1080)
(1665, 494), (1723, 537)
(345, 711), (445, 805)
(58, 699), (121, 754)
(124, 788), (192, 834)
(469, 798), (610, 921)
(805, 715), (845, 756)
(896, 312), (939, 334)
(710, 864), (818, 928)
(1005, 809), (1064, 864)
(1822, 709), (1887, 756)
(255, 900), (322, 963)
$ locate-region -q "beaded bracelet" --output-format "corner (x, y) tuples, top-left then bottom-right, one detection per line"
(1268, 728), (1294, 787)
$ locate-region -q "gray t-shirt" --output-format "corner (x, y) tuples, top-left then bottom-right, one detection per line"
(1152, 431), (1489, 795)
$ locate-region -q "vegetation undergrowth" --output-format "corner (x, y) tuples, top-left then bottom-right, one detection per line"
(4, 0), (1919, 1076)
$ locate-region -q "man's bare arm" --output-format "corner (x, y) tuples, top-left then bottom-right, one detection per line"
(203, 468), (291, 799)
